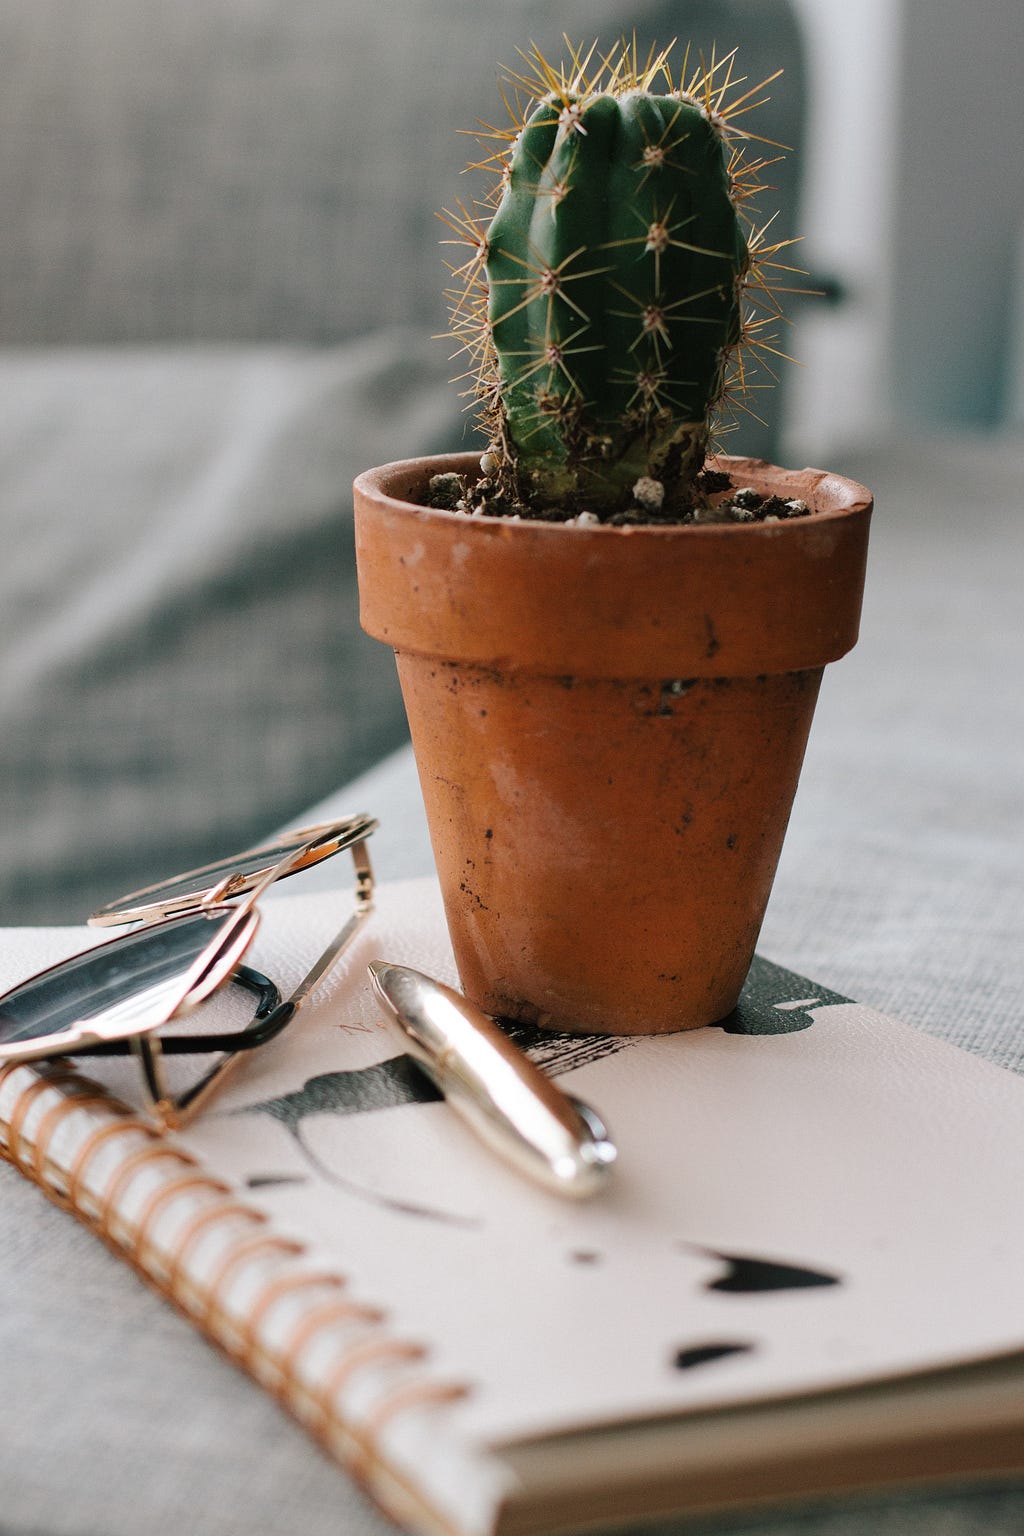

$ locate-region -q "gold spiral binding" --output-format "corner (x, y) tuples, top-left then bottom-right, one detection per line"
(165, 1200), (269, 1295)
(313, 1336), (428, 1441)
(201, 1232), (305, 1335)
(0, 1062), (22, 1162)
(26, 1086), (119, 1203)
(277, 1297), (388, 1387)
(97, 1141), (197, 1239)
(69, 1118), (164, 1212)
(3, 1064), (475, 1536)
(132, 1172), (233, 1273)
(237, 1269), (352, 1374)
(355, 1379), (473, 1489)
(5, 1068), (78, 1174)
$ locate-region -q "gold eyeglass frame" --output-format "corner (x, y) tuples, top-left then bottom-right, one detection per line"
(0, 815), (377, 1131)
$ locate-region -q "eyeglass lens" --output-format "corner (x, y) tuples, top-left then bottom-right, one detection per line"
(90, 826), (342, 923)
(0, 913), (234, 1048)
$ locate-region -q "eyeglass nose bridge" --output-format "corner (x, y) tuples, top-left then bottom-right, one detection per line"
(203, 872), (251, 909)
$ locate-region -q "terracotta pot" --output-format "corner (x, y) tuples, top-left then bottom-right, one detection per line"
(354, 452), (872, 1034)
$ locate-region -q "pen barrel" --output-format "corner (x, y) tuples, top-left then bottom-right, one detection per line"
(369, 963), (613, 1197)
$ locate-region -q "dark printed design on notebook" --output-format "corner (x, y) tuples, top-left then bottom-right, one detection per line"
(245, 1174), (308, 1190)
(237, 1039), (629, 1224)
(719, 956), (852, 1035)
(239, 953), (846, 1129)
(238, 953), (846, 1135)
(233, 957), (847, 1220)
(496, 1016), (632, 1074)
(685, 1245), (843, 1293)
(673, 1341), (756, 1370)
(245, 1055), (443, 1131)
(237, 1058), (471, 1223)
(240, 1018), (627, 1134)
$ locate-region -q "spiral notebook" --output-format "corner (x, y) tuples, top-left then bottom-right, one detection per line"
(2, 877), (1023, 1536)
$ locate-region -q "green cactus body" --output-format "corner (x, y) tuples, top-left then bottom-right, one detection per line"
(485, 86), (749, 515)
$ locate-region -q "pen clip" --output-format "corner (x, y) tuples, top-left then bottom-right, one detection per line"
(368, 961), (616, 1198)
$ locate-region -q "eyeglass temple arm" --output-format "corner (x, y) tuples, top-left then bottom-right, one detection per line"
(275, 836), (375, 1014)
(131, 1034), (176, 1126)
(158, 837), (377, 1129)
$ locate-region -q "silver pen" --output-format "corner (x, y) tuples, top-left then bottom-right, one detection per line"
(367, 961), (616, 1198)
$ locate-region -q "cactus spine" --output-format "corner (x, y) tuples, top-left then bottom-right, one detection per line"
(445, 41), (787, 519)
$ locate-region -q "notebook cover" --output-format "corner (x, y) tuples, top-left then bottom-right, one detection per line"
(2, 878), (1023, 1535)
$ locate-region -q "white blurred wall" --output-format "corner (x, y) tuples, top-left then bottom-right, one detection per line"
(783, 0), (1023, 462)
(784, 0), (902, 463)
(889, 0), (1024, 432)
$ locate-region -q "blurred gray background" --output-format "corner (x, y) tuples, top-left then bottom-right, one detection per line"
(1, 10), (1023, 1536)
(0, 0), (1020, 923)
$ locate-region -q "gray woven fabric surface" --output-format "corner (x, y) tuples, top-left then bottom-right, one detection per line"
(2, 434), (1020, 1536)
(760, 435), (1024, 1071)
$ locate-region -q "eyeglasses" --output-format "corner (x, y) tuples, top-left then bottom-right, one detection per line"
(0, 815), (376, 1129)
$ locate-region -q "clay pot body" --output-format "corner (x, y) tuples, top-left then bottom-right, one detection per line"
(354, 453), (872, 1034)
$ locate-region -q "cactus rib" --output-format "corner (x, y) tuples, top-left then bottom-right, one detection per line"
(445, 41), (791, 519)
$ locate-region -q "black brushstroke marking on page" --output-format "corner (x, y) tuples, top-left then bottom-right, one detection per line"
(294, 1120), (480, 1227)
(235, 952), (847, 1139)
(236, 1058), (477, 1225)
(239, 1024), (630, 1137)
(245, 1174), (308, 1190)
(231, 1026), (632, 1223)
(245, 1056), (442, 1134)
(716, 955), (852, 1034)
(688, 1246), (842, 1294)
(674, 1341), (755, 1370)
(496, 1017), (632, 1075)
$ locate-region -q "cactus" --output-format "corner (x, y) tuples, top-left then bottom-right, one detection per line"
(444, 41), (789, 519)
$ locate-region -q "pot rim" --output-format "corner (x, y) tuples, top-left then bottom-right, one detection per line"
(354, 452), (873, 679)
(354, 451), (873, 535)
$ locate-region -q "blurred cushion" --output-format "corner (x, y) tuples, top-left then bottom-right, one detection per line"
(0, 0), (808, 922)
(0, 330), (462, 922)
(0, 0), (804, 347)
